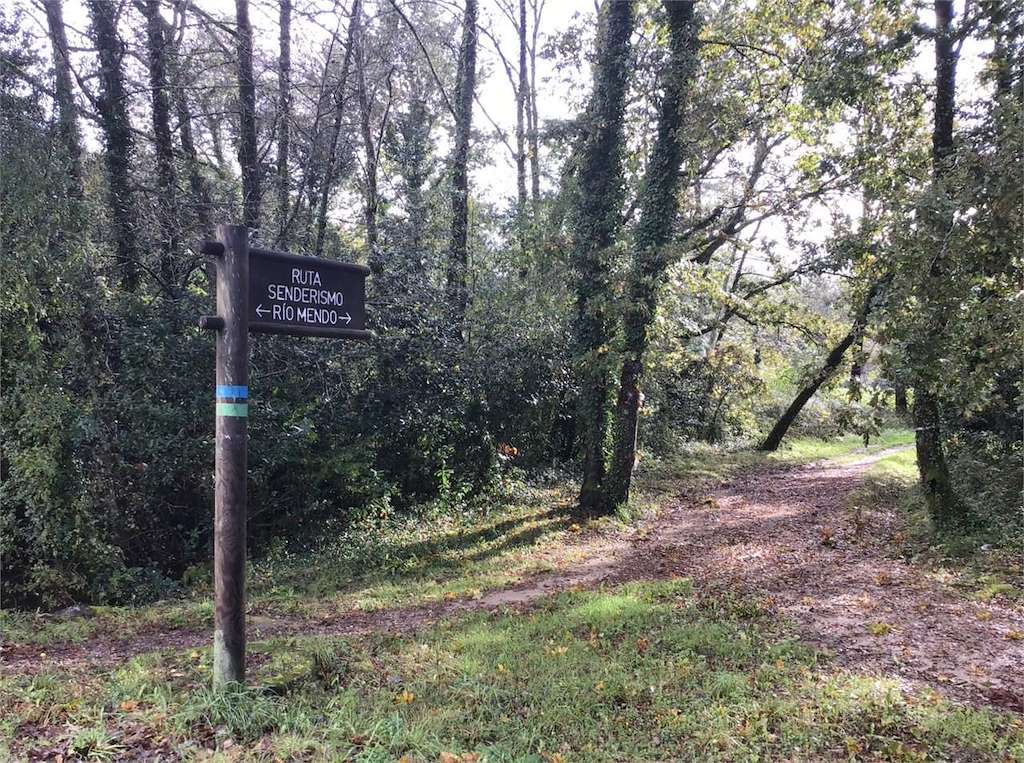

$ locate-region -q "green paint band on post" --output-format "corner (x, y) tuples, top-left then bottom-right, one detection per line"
(216, 402), (248, 417)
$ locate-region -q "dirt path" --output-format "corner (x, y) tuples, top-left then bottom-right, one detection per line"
(4, 447), (1022, 713)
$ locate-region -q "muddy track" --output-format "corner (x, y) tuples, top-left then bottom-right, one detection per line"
(4, 447), (1022, 713)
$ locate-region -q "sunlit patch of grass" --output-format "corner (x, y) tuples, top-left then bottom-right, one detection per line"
(769, 428), (916, 464)
(6, 580), (1022, 761)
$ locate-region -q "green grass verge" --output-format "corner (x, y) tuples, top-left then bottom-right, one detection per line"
(0, 429), (914, 648)
(3, 580), (1021, 761)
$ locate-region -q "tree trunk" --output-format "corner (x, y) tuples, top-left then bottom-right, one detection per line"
(527, 0), (541, 214)
(142, 0), (180, 286)
(445, 0), (478, 330)
(912, 0), (960, 526)
(894, 383), (908, 415)
(605, 0), (698, 508)
(170, 41), (213, 237)
(86, 0), (139, 290)
(355, 21), (380, 275)
(848, 334), (865, 401)
(515, 0), (528, 261)
(43, 0), (83, 197)
(314, 0), (360, 256)
(759, 279), (885, 452)
(235, 0), (260, 230)
(277, 0), (292, 247)
(571, 0), (635, 516)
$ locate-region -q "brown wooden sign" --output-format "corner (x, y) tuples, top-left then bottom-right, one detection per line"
(249, 247), (370, 339)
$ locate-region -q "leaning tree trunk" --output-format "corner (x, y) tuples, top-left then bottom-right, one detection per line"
(43, 0), (83, 197)
(235, 0), (260, 230)
(277, 0), (292, 246)
(570, 0), (635, 517)
(445, 0), (479, 333)
(313, 0), (360, 255)
(912, 0), (960, 527)
(142, 0), (180, 286)
(848, 334), (865, 401)
(86, 0), (139, 290)
(605, 0), (699, 508)
(759, 279), (886, 452)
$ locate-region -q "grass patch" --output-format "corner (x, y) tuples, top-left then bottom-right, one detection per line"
(4, 580), (1022, 761)
(1, 429), (914, 649)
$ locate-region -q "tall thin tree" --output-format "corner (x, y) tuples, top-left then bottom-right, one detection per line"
(314, 0), (360, 256)
(235, 0), (259, 230)
(42, 0), (82, 197)
(142, 0), (180, 284)
(277, 0), (292, 245)
(445, 0), (478, 330)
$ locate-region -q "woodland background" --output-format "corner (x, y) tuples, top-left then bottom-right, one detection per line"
(1, 0), (1020, 609)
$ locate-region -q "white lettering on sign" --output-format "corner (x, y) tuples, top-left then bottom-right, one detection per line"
(265, 266), (344, 312)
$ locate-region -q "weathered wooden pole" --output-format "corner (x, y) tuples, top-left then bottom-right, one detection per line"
(212, 224), (249, 687)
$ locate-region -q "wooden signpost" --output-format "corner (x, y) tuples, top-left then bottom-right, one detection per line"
(199, 224), (369, 687)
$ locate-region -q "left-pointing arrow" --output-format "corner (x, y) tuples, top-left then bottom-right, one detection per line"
(255, 304), (270, 318)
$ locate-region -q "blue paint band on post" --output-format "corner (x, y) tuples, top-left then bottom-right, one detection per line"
(216, 385), (249, 399)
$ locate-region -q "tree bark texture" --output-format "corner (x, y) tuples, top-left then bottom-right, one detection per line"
(277, 0), (292, 246)
(571, 0), (635, 516)
(86, 0), (139, 290)
(143, 0), (180, 284)
(445, 0), (479, 330)
(314, 0), (360, 255)
(43, 0), (83, 197)
(912, 0), (960, 526)
(355, 20), (380, 275)
(515, 0), (529, 259)
(606, 0), (698, 508)
(235, 0), (260, 230)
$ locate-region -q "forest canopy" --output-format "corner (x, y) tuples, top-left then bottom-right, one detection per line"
(1, 0), (1021, 609)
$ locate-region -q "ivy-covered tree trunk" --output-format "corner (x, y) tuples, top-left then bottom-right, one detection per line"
(446, 0), (478, 332)
(606, 0), (699, 508)
(235, 0), (260, 230)
(277, 0), (292, 246)
(913, 0), (960, 526)
(42, 0), (82, 197)
(86, 0), (138, 290)
(571, 0), (635, 516)
(142, 0), (180, 286)
(760, 279), (886, 452)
